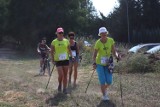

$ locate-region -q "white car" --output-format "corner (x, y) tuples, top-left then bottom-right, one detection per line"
(128, 43), (160, 53)
(146, 45), (160, 54)
(84, 41), (91, 46)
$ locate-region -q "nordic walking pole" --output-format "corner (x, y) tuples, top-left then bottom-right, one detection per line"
(116, 52), (124, 107)
(85, 69), (95, 93)
(119, 68), (124, 107)
(45, 64), (55, 89)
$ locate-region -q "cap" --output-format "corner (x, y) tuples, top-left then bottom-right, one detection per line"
(56, 27), (64, 33)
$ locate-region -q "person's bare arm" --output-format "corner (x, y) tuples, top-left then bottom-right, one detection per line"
(93, 49), (98, 63)
(92, 49), (98, 69)
(68, 45), (74, 58)
(46, 45), (51, 52)
(50, 45), (55, 63)
(37, 44), (40, 53)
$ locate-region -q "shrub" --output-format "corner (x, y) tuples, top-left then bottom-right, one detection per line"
(116, 53), (160, 73)
(127, 54), (153, 73)
(152, 60), (160, 73)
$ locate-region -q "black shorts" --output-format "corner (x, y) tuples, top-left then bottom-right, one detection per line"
(55, 60), (69, 67)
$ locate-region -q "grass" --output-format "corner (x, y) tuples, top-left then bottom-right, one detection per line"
(0, 56), (160, 107)
(0, 42), (160, 107)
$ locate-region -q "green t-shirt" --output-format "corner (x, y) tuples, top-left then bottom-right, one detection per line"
(94, 37), (115, 66)
(51, 38), (69, 61)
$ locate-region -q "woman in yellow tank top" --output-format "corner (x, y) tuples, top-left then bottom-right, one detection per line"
(93, 27), (121, 100)
(51, 27), (74, 94)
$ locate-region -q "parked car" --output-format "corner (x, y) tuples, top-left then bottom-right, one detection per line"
(128, 43), (160, 53)
(84, 41), (91, 47)
(145, 45), (160, 54)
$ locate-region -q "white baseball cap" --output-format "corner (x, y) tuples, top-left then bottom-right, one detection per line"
(98, 27), (108, 36)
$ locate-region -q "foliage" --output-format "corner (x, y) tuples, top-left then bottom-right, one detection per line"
(0, 0), (99, 49)
(104, 0), (160, 43)
(127, 54), (153, 73)
(153, 60), (160, 72)
(0, 0), (160, 49)
(0, 0), (10, 43)
(115, 52), (160, 73)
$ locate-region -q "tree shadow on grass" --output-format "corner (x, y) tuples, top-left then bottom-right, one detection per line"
(97, 100), (116, 107)
(45, 92), (68, 106)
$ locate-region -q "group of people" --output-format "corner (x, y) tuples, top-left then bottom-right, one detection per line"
(37, 27), (120, 101)
(37, 27), (79, 94)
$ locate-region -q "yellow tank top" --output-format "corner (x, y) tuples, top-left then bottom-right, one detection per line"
(51, 38), (69, 61)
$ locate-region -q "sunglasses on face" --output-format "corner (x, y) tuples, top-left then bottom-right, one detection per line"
(70, 37), (74, 39)
(58, 32), (64, 34)
(69, 34), (74, 36)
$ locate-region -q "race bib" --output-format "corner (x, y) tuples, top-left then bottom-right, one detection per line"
(71, 50), (76, 57)
(101, 57), (109, 64)
(59, 53), (67, 60)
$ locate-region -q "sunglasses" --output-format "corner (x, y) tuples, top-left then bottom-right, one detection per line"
(70, 37), (74, 39)
(69, 34), (74, 36)
(58, 32), (64, 34)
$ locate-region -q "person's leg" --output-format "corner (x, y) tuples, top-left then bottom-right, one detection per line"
(40, 54), (45, 68)
(56, 66), (63, 92)
(39, 57), (44, 75)
(96, 65), (106, 96)
(40, 58), (43, 67)
(62, 65), (69, 93)
(105, 67), (113, 90)
(68, 62), (73, 84)
(73, 61), (78, 86)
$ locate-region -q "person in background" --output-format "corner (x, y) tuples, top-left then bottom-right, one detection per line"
(50, 27), (74, 94)
(37, 37), (50, 75)
(92, 27), (120, 100)
(68, 32), (80, 87)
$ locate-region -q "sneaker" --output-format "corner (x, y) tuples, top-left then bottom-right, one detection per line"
(102, 95), (109, 101)
(63, 88), (68, 94)
(58, 85), (62, 92)
(39, 68), (42, 74)
(68, 80), (71, 85)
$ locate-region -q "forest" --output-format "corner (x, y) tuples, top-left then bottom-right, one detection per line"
(0, 0), (160, 49)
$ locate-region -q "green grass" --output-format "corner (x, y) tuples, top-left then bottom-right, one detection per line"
(0, 102), (13, 107)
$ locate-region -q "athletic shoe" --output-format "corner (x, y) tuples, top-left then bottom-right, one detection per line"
(39, 68), (42, 74)
(58, 85), (62, 92)
(68, 80), (71, 85)
(63, 88), (68, 94)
